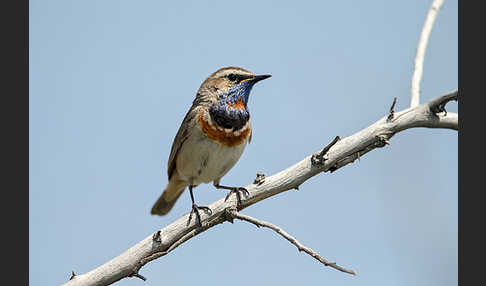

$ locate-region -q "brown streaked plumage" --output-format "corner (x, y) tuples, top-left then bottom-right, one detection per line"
(150, 67), (271, 226)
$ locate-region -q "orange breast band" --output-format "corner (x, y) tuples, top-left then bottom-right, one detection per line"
(197, 110), (251, 147)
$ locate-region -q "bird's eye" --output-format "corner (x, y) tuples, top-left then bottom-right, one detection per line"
(227, 74), (238, 82)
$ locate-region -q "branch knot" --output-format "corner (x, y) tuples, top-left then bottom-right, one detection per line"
(152, 230), (162, 244)
(224, 207), (238, 224)
(375, 135), (391, 147)
(253, 172), (266, 185)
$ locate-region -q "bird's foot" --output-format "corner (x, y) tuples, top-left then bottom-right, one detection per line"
(188, 203), (212, 227)
(223, 187), (249, 206)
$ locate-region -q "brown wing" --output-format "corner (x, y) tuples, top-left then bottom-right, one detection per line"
(167, 106), (198, 180)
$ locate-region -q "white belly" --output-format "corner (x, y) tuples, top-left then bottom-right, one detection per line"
(175, 128), (247, 186)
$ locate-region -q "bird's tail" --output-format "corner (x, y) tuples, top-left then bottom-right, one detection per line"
(151, 178), (187, 216)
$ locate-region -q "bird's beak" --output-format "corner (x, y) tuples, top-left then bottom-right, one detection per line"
(251, 74), (272, 83)
(240, 74), (272, 85)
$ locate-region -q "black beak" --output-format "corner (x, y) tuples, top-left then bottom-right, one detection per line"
(251, 74), (272, 83)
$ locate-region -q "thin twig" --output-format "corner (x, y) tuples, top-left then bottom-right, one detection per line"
(129, 273), (147, 281)
(226, 208), (357, 275)
(311, 136), (341, 166)
(388, 97), (397, 121)
(410, 0), (444, 107)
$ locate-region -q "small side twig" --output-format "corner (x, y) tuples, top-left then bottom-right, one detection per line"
(312, 136), (341, 166)
(140, 227), (202, 267)
(225, 208), (357, 275)
(387, 97), (397, 121)
(129, 272), (147, 281)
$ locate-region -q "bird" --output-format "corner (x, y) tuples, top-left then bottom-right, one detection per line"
(151, 66), (271, 226)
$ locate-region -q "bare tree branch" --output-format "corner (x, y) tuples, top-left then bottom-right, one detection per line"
(63, 1), (456, 284)
(410, 0), (444, 107)
(225, 208), (357, 275)
(62, 90), (458, 286)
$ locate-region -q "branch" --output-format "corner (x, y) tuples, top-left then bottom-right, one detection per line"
(410, 0), (444, 107)
(225, 208), (357, 275)
(62, 90), (458, 286)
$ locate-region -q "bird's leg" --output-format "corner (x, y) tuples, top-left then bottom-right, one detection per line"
(214, 183), (249, 206)
(187, 185), (212, 227)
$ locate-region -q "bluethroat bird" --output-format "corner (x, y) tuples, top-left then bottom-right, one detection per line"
(151, 67), (271, 226)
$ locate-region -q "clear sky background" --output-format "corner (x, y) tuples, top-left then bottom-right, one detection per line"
(29, 0), (457, 285)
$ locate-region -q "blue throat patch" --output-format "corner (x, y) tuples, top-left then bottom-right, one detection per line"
(208, 81), (255, 130)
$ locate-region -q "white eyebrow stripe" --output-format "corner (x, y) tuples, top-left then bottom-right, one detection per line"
(210, 68), (255, 79)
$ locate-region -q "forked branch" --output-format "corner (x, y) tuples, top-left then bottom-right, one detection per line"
(226, 208), (357, 275)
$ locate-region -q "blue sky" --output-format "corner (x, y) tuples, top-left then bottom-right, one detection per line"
(30, 1), (457, 285)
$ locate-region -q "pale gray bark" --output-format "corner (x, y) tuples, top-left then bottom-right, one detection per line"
(63, 90), (458, 286)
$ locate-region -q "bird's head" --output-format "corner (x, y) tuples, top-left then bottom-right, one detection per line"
(199, 67), (271, 109)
